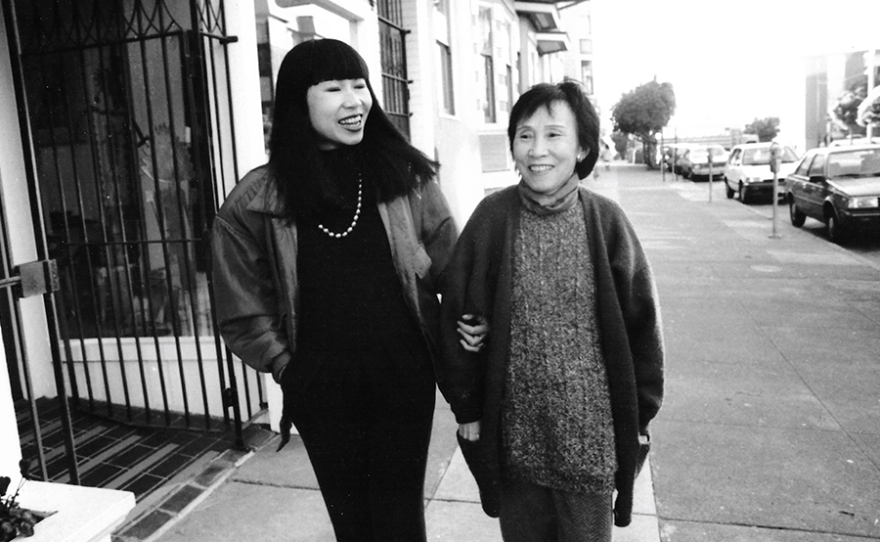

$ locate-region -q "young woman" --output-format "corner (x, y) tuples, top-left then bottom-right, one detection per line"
(437, 80), (665, 541)
(211, 39), (469, 542)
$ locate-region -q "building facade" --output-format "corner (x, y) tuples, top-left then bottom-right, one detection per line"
(805, 49), (880, 151)
(1, 0), (579, 496)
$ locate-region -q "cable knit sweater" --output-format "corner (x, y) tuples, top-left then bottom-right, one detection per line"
(503, 203), (617, 494)
(437, 185), (664, 527)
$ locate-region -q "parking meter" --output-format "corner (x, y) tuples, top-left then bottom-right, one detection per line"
(769, 143), (781, 173)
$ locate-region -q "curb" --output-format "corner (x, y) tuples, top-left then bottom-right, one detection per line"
(112, 427), (276, 542)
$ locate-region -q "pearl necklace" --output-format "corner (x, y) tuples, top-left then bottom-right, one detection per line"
(317, 177), (362, 239)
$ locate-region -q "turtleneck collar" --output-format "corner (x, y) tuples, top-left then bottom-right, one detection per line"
(517, 173), (580, 216)
(316, 145), (362, 212)
(319, 145), (361, 182)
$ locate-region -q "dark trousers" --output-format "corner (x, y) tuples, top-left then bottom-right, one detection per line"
(284, 343), (435, 542)
(499, 477), (613, 542)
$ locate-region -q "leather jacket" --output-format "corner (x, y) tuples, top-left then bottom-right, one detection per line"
(211, 165), (458, 377)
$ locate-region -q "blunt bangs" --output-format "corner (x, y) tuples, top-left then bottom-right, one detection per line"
(302, 39), (369, 87)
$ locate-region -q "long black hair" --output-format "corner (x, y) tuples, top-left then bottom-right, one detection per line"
(508, 80), (600, 180)
(268, 39), (438, 222)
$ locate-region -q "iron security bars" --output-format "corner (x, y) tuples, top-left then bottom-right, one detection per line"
(377, 0), (410, 139)
(8, 0), (262, 450)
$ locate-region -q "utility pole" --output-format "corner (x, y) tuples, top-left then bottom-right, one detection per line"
(673, 128), (678, 181)
(661, 132), (666, 182)
(770, 142), (781, 238)
(867, 49), (877, 141)
(708, 150), (713, 203)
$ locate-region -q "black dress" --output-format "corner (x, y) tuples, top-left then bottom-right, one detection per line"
(281, 147), (435, 542)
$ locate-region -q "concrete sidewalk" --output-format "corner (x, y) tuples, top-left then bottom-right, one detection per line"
(140, 405), (659, 542)
(606, 165), (880, 541)
(118, 163), (880, 542)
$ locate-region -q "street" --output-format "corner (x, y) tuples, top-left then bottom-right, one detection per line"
(593, 165), (880, 541)
(744, 196), (880, 270)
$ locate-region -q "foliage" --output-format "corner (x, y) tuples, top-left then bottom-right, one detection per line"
(743, 117), (781, 142)
(859, 96), (880, 127)
(832, 76), (868, 136)
(1, 464), (36, 542)
(611, 79), (676, 168)
(610, 131), (629, 158)
(857, 85), (880, 128)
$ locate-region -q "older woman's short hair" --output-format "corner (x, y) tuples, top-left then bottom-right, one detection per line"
(508, 80), (600, 180)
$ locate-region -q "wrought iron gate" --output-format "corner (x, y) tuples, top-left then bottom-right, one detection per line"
(4, 0), (263, 448)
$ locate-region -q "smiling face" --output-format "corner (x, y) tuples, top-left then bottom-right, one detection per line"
(512, 100), (585, 194)
(306, 78), (372, 149)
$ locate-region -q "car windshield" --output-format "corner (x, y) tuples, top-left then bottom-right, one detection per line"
(742, 146), (798, 165)
(689, 147), (725, 162)
(826, 148), (880, 179)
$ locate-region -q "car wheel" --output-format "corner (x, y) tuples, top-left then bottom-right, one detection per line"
(739, 183), (750, 204)
(826, 212), (849, 243)
(682, 169), (691, 179)
(725, 178), (735, 199)
(788, 200), (806, 227)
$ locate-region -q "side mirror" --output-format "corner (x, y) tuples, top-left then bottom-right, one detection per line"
(808, 175), (826, 184)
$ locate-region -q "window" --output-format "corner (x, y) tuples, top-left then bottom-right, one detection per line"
(807, 154), (826, 179)
(256, 22), (274, 152)
(438, 42), (454, 114)
(435, 0), (454, 114)
(729, 148), (741, 165)
(579, 39), (592, 55)
(516, 52), (522, 94)
(581, 61), (593, 94)
(483, 55), (496, 122)
(506, 64), (513, 113)
(479, 7), (495, 123)
(794, 154), (813, 176)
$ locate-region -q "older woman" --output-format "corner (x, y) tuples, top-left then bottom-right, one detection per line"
(437, 80), (664, 542)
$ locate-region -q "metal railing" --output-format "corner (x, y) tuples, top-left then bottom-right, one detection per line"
(4, 0), (264, 482)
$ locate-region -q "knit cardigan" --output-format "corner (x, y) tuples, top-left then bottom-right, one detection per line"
(437, 185), (664, 527)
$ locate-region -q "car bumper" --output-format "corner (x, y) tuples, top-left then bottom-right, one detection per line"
(743, 179), (786, 194)
(840, 207), (880, 224)
(690, 167), (723, 177)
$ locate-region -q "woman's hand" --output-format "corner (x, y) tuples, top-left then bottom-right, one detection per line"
(458, 421), (481, 441)
(457, 314), (489, 352)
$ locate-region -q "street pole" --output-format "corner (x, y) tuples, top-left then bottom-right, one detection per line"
(661, 132), (666, 182)
(770, 142), (781, 238)
(868, 49), (876, 141)
(708, 151), (713, 203)
(673, 129), (679, 181)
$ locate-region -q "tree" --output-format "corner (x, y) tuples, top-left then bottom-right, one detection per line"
(857, 85), (880, 129)
(832, 76), (868, 137)
(611, 79), (676, 169)
(744, 117), (780, 142)
(610, 131), (629, 158)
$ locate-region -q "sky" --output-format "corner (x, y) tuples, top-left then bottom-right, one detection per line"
(589, 0), (880, 145)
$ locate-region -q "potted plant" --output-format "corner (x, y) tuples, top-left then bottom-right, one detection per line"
(0, 462), (36, 542)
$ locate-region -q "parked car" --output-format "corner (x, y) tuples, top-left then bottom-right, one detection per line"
(678, 145), (727, 181)
(828, 137), (880, 147)
(724, 142), (799, 203)
(661, 143), (693, 173)
(785, 144), (880, 243)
